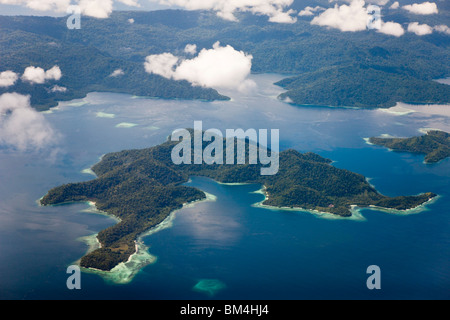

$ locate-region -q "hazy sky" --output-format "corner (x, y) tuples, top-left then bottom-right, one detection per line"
(0, 2), (173, 16)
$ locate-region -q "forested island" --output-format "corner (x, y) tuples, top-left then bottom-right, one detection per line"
(40, 133), (437, 271)
(369, 130), (450, 164)
(1, 7), (449, 110)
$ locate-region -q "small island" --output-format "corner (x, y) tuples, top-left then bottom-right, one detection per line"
(40, 132), (437, 271)
(369, 130), (450, 164)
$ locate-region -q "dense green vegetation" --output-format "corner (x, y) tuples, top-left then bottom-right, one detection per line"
(369, 130), (450, 163)
(0, 18), (229, 111)
(277, 65), (450, 108)
(1, 3), (450, 109)
(41, 134), (436, 271)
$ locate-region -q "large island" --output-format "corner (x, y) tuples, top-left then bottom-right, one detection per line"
(41, 132), (437, 271)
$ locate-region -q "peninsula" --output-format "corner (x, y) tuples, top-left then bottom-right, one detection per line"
(40, 133), (437, 271)
(369, 130), (450, 164)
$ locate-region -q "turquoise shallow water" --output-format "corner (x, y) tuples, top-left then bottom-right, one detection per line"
(0, 74), (449, 299)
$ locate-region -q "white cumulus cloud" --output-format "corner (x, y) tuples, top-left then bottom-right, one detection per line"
(109, 69), (125, 77)
(184, 44), (198, 55)
(311, 0), (405, 36)
(154, 0), (297, 23)
(403, 2), (438, 15)
(390, 1), (400, 9)
(299, 6), (324, 16)
(21, 66), (62, 84)
(0, 93), (59, 151)
(145, 42), (255, 92)
(0, 71), (19, 88)
(407, 22), (433, 35)
(145, 53), (180, 79)
(78, 0), (113, 19)
(434, 25), (450, 35)
(379, 21), (405, 37)
(311, 0), (368, 32)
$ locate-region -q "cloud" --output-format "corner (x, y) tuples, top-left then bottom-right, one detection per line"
(109, 69), (125, 77)
(154, 0), (297, 23)
(379, 21), (405, 37)
(311, 0), (405, 36)
(368, 0), (389, 5)
(390, 1), (400, 9)
(299, 6), (324, 16)
(145, 53), (180, 79)
(311, 0), (369, 32)
(145, 42), (255, 92)
(434, 25), (450, 35)
(184, 44), (198, 55)
(78, 0), (113, 19)
(0, 0), (138, 18)
(407, 22), (433, 35)
(403, 2), (438, 15)
(0, 71), (19, 88)
(50, 85), (67, 92)
(117, 0), (139, 6)
(0, 93), (59, 151)
(21, 66), (62, 84)
(0, 0), (70, 12)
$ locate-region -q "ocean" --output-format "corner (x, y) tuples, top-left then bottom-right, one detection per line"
(0, 74), (448, 300)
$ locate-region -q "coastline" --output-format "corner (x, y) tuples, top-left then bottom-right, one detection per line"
(251, 186), (366, 221)
(251, 185), (439, 221)
(367, 195), (441, 216)
(77, 191), (217, 285)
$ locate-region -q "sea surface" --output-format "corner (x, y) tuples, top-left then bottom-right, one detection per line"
(0, 74), (449, 300)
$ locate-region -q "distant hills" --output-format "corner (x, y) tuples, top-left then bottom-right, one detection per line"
(1, 5), (449, 110)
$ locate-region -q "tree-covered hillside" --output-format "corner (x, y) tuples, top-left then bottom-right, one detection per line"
(1, 3), (449, 109)
(370, 130), (450, 163)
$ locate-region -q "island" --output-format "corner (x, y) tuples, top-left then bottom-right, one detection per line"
(276, 65), (450, 109)
(369, 130), (450, 164)
(40, 132), (437, 271)
(1, 11), (449, 111)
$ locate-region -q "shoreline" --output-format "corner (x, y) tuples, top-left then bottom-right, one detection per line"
(251, 186), (365, 221)
(251, 185), (439, 221)
(77, 191), (217, 285)
(367, 195), (441, 216)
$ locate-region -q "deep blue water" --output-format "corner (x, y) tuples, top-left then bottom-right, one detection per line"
(0, 74), (448, 300)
